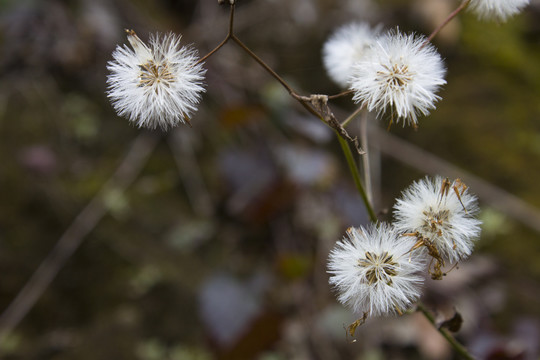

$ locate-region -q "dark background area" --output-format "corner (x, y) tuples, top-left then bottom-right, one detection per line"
(0, 0), (539, 359)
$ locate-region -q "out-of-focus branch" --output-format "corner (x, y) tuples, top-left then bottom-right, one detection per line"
(167, 130), (213, 217)
(0, 133), (160, 348)
(371, 127), (540, 233)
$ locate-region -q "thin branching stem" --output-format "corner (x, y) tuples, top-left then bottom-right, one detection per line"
(198, 36), (229, 64)
(231, 35), (297, 96)
(328, 89), (354, 100)
(199, 3), (360, 154)
(416, 302), (476, 360)
(423, 0), (471, 47)
(230, 35), (350, 138)
(208, 5), (360, 154)
(341, 105), (364, 128)
(227, 2), (235, 36)
(197, 3), (236, 64)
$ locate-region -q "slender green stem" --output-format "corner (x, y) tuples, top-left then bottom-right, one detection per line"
(416, 302), (476, 360)
(337, 133), (377, 222)
(359, 110), (372, 204)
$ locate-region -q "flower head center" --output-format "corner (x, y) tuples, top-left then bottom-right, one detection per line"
(378, 62), (414, 89)
(358, 251), (398, 285)
(139, 61), (175, 88)
(421, 207), (451, 237)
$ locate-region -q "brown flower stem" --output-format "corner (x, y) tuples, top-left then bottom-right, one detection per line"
(423, 0), (471, 48)
(227, 1), (235, 35)
(229, 36), (333, 128)
(328, 89), (354, 100)
(230, 34), (366, 156)
(231, 35), (298, 97)
(198, 36), (229, 64)
(201, 2), (363, 154)
(197, 3), (236, 64)
(416, 302), (476, 360)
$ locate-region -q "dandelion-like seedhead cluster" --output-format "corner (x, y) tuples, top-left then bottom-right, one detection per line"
(468, 0), (530, 21)
(107, 31), (206, 130)
(393, 176), (482, 264)
(350, 30), (447, 127)
(328, 177), (481, 318)
(322, 22), (381, 88)
(104, 0), (495, 331)
(320, 17), (488, 322)
(328, 223), (425, 316)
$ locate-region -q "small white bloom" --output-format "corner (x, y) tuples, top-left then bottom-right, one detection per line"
(322, 22), (381, 88)
(327, 223), (425, 317)
(393, 176), (482, 264)
(350, 30), (446, 127)
(107, 30), (206, 130)
(468, 0), (529, 21)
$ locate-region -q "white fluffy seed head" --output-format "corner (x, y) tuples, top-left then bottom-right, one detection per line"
(107, 30), (206, 130)
(393, 176), (482, 264)
(327, 223), (425, 317)
(468, 0), (530, 21)
(349, 29), (446, 127)
(322, 22), (381, 88)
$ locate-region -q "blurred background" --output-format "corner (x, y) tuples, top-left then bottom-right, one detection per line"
(1, 0), (540, 359)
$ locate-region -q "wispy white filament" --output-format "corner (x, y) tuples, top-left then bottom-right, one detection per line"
(468, 0), (530, 21)
(107, 31), (206, 130)
(328, 223), (425, 317)
(350, 30), (446, 127)
(393, 176), (482, 264)
(322, 22), (381, 88)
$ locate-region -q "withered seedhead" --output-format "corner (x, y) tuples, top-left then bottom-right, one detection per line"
(430, 259), (445, 280)
(407, 235), (447, 280)
(440, 178), (452, 198)
(440, 177), (469, 213)
(345, 312), (369, 342)
(453, 178), (468, 196)
(452, 178), (469, 213)
(183, 115), (192, 128)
